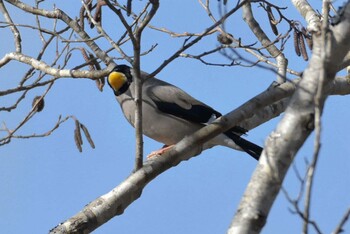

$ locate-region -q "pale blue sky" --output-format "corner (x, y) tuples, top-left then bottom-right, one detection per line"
(1, 1), (349, 234)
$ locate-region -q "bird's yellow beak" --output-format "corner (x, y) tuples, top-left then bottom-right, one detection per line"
(108, 71), (127, 92)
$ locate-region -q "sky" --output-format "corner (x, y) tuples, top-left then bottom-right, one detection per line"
(0, 1), (349, 234)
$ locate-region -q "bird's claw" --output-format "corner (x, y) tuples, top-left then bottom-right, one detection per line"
(147, 145), (174, 159)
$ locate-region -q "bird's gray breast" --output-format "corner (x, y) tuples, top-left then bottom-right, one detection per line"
(116, 88), (203, 145)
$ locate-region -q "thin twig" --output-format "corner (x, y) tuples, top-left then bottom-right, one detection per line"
(0, 82), (54, 145)
(0, 0), (21, 52)
(132, 0), (159, 171)
(332, 207), (350, 234)
(303, 2), (330, 233)
(148, 0), (249, 79)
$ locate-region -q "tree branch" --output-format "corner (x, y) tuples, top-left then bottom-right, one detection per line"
(333, 207), (350, 234)
(49, 68), (350, 234)
(242, 2), (287, 83)
(0, 52), (111, 79)
(5, 0), (115, 66)
(228, 2), (350, 233)
(303, 2), (330, 233)
(291, 0), (321, 33)
(0, 0), (21, 52)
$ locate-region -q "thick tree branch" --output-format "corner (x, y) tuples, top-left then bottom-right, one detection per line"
(49, 71), (350, 233)
(292, 0), (321, 32)
(5, 0), (115, 66)
(228, 2), (350, 234)
(0, 52), (111, 79)
(242, 2), (287, 83)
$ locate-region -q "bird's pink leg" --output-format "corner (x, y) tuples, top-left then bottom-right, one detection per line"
(147, 145), (174, 159)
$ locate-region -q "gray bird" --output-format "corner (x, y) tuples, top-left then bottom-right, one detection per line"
(107, 65), (262, 160)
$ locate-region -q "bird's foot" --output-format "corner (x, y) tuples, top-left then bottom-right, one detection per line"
(147, 145), (174, 159)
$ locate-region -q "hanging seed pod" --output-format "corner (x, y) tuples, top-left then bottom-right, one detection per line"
(266, 5), (278, 36)
(74, 119), (83, 152)
(79, 6), (85, 29)
(80, 48), (95, 71)
(298, 32), (308, 61)
(75, 120), (83, 145)
(92, 0), (106, 28)
(301, 27), (307, 36)
(74, 128), (83, 153)
(294, 30), (301, 57)
(89, 53), (101, 71)
(127, 0), (132, 16)
(80, 124), (95, 149)
(87, 53), (104, 92)
(95, 78), (105, 92)
(32, 96), (45, 112)
(305, 34), (313, 51)
(217, 33), (233, 45)
(301, 27), (313, 50)
(80, 0), (93, 29)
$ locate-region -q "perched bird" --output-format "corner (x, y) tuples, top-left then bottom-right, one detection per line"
(107, 65), (262, 160)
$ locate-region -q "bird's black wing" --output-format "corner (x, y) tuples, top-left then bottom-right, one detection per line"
(146, 78), (247, 134)
(154, 100), (220, 124)
(146, 79), (221, 124)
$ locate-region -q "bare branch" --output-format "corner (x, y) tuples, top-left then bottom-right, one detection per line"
(228, 2), (350, 233)
(0, 0), (21, 52)
(292, 0), (321, 32)
(148, 0), (248, 78)
(0, 52), (110, 79)
(49, 66), (350, 234)
(5, 0), (114, 66)
(333, 207), (350, 234)
(242, 2), (287, 83)
(0, 82), (54, 145)
(303, 2), (331, 233)
(81, 0), (132, 64)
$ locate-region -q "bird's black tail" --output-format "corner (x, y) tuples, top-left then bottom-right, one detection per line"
(224, 131), (263, 160)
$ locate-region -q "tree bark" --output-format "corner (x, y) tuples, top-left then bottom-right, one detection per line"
(228, 2), (350, 234)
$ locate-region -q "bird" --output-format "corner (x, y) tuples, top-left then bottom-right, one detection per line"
(107, 65), (263, 160)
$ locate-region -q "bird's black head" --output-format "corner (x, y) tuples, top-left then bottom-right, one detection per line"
(107, 65), (133, 96)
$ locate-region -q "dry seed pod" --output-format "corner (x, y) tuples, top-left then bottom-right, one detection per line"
(80, 0), (93, 29)
(266, 5), (278, 36)
(87, 53), (105, 91)
(305, 35), (313, 51)
(80, 48), (88, 59)
(79, 6), (85, 29)
(95, 78), (104, 92)
(32, 96), (45, 112)
(301, 27), (313, 51)
(298, 32), (308, 61)
(89, 53), (100, 70)
(217, 33), (233, 45)
(293, 30), (301, 57)
(75, 120), (83, 146)
(80, 48), (95, 71)
(91, 0), (105, 28)
(269, 19), (278, 36)
(80, 124), (95, 149)
(301, 27), (307, 36)
(305, 33), (313, 51)
(127, 0), (132, 16)
(74, 128), (83, 152)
